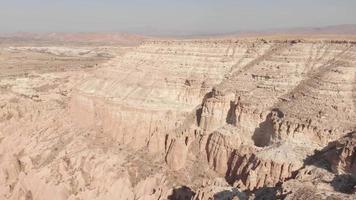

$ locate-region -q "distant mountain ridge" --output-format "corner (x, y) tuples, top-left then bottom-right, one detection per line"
(170, 24), (356, 39)
(1, 24), (355, 41)
(265, 24), (356, 35)
(0, 32), (148, 45)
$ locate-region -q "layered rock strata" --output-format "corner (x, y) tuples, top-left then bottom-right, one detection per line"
(46, 38), (356, 196)
(159, 40), (356, 191)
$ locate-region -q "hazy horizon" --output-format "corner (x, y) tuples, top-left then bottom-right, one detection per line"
(1, 0), (356, 35)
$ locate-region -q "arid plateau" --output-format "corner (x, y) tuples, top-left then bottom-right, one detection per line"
(0, 34), (355, 200)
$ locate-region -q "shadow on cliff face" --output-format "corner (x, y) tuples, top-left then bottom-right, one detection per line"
(226, 101), (237, 125)
(224, 150), (257, 186)
(331, 174), (356, 194)
(252, 114), (273, 147)
(196, 107), (203, 127)
(213, 188), (246, 200)
(167, 186), (195, 200)
(252, 108), (284, 147)
(303, 132), (356, 194)
(250, 186), (284, 200)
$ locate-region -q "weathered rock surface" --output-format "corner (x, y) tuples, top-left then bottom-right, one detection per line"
(324, 132), (356, 175)
(1, 37), (355, 199)
(193, 178), (246, 200)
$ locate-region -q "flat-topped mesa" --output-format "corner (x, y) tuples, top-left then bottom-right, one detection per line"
(220, 42), (355, 145)
(199, 43), (354, 140)
(162, 40), (356, 192)
(197, 41), (356, 141)
(69, 40), (356, 193)
(3, 36), (356, 200)
(70, 39), (274, 151)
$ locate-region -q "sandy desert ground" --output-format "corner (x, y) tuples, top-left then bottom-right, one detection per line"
(0, 35), (355, 199)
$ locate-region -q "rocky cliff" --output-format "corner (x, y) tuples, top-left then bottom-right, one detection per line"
(1, 38), (355, 199)
(71, 39), (356, 196)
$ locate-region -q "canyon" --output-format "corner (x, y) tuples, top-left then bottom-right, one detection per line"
(0, 36), (355, 199)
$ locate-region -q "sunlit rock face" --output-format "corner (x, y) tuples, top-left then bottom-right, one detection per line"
(1, 37), (355, 200)
(70, 40), (271, 151)
(72, 39), (356, 192)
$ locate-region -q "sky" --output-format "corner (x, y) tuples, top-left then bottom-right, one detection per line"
(0, 0), (355, 35)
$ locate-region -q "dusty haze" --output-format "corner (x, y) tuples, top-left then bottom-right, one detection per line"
(1, 1), (356, 198)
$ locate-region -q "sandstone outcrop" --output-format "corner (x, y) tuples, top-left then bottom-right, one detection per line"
(1, 37), (355, 199)
(281, 166), (356, 199)
(165, 138), (189, 171)
(192, 178), (246, 200)
(324, 132), (356, 175)
(160, 39), (356, 192)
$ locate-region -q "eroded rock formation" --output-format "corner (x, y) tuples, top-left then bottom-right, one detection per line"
(1, 38), (355, 199)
